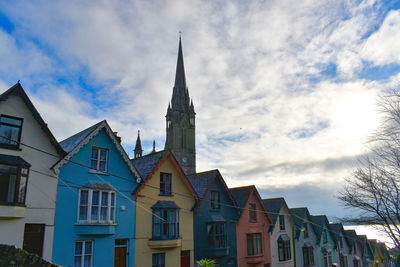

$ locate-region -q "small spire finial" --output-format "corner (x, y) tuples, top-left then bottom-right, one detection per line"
(134, 130), (143, 159)
(152, 140), (156, 153)
(179, 31), (182, 39)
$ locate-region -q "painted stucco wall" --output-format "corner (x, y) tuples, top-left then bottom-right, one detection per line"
(336, 231), (351, 267)
(294, 221), (319, 267)
(193, 177), (238, 266)
(236, 191), (271, 267)
(269, 206), (295, 267)
(0, 93), (61, 262)
(134, 155), (195, 267)
(52, 128), (137, 266)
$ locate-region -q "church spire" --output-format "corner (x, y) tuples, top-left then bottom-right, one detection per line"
(134, 130), (143, 159)
(171, 36), (190, 112)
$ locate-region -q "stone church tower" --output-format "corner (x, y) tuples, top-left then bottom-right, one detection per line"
(165, 37), (196, 175)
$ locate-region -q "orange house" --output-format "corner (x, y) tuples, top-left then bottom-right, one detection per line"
(229, 185), (273, 267)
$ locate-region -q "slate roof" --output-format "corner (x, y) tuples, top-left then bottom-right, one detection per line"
(310, 215), (327, 241)
(263, 197), (284, 225)
(344, 229), (357, 248)
(60, 121), (103, 152)
(131, 150), (167, 179)
(330, 223), (348, 248)
(0, 82), (65, 156)
(187, 170), (219, 198)
(290, 207), (311, 239)
(229, 185), (255, 210)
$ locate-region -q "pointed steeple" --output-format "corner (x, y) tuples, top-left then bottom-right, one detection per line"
(134, 130), (143, 159)
(152, 140), (156, 153)
(171, 36), (190, 112)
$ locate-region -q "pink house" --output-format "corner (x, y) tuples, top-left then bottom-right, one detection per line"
(230, 185), (273, 267)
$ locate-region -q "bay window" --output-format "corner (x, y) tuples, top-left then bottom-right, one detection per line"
(278, 234), (291, 261)
(247, 233), (262, 255)
(207, 222), (226, 248)
(152, 201), (179, 240)
(0, 162), (29, 205)
(78, 189), (115, 223)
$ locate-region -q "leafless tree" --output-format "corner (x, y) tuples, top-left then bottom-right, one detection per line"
(339, 92), (400, 248)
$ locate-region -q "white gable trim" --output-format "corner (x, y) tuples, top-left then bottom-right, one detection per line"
(53, 121), (140, 180)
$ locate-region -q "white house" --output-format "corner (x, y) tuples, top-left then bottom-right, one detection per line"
(263, 198), (295, 267)
(0, 82), (64, 261)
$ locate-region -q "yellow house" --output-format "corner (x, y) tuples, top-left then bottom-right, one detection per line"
(132, 150), (198, 267)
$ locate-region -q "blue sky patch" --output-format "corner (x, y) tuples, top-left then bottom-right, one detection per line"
(359, 62), (400, 81)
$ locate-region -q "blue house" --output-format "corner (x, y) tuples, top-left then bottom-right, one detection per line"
(52, 120), (140, 267)
(187, 170), (239, 267)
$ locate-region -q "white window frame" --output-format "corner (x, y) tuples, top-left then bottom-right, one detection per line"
(91, 147), (108, 172)
(78, 189), (116, 224)
(74, 240), (93, 267)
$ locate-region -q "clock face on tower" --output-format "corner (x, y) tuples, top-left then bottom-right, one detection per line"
(182, 156), (187, 163)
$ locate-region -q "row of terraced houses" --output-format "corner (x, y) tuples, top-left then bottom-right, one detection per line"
(0, 39), (393, 267)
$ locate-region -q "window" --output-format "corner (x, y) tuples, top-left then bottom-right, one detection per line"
(302, 245), (314, 265)
(74, 240), (93, 267)
(249, 203), (257, 222)
(339, 235), (343, 248)
(322, 229), (328, 243)
(278, 235), (291, 261)
(78, 189), (115, 223)
(0, 115), (23, 148)
(210, 191), (220, 209)
(303, 223), (309, 238)
(0, 164), (29, 205)
(247, 233), (262, 255)
(152, 208), (179, 240)
(323, 250), (332, 267)
(91, 147), (107, 172)
(279, 215), (286, 230)
(207, 222), (226, 248)
(152, 253), (165, 267)
(160, 173), (172, 195)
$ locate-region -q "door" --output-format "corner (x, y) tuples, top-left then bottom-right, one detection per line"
(23, 224), (45, 257)
(114, 239), (128, 267)
(180, 250), (190, 267)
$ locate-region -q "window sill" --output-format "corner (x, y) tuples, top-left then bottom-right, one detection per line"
(89, 169), (109, 175)
(0, 205), (26, 218)
(245, 254), (264, 264)
(148, 238), (181, 249)
(158, 193), (174, 197)
(74, 223), (116, 235)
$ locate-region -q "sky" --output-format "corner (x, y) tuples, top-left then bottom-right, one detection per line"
(0, 0), (400, 243)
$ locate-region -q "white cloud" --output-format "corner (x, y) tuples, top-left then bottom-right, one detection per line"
(0, 0), (398, 223)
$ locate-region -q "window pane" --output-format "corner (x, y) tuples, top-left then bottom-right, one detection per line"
(80, 191), (88, 205)
(0, 125), (20, 145)
(17, 176), (26, 203)
(110, 207), (114, 222)
(21, 168), (28, 175)
(92, 191), (99, 205)
(99, 161), (106, 171)
(111, 192), (115, 206)
(75, 241), (83, 255)
(0, 164), (18, 173)
(100, 207), (107, 221)
(7, 174), (16, 202)
(207, 224), (214, 246)
(91, 148), (98, 159)
(83, 255), (91, 267)
(74, 256), (82, 267)
(84, 241), (92, 254)
(100, 150), (107, 160)
(101, 192), (108, 205)
(0, 116), (22, 126)
(90, 160), (97, 170)
(91, 207), (98, 221)
(79, 206), (88, 221)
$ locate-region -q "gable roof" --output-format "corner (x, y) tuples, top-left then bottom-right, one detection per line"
(344, 229), (357, 248)
(0, 82), (65, 156)
(330, 223), (349, 249)
(187, 169), (238, 212)
(310, 215), (336, 243)
(229, 185), (272, 224)
(131, 150), (198, 201)
(53, 120), (140, 179)
(290, 207), (316, 240)
(262, 197), (286, 225)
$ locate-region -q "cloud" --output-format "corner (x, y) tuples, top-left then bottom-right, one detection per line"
(0, 0), (399, 226)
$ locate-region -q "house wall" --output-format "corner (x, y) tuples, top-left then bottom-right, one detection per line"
(270, 206), (295, 267)
(336, 231), (351, 267)
(193, 177), (238, 266)
(52, 128), (137, 266)
(0, 94), (61, 261)
(316, 225), (339, 267)
(294, 221), (319, 267)
(236, 191), (271, 267)
(135, 156), (196, 267)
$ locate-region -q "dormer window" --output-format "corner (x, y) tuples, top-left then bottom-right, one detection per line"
(0, 115), (23, 149)
(91, 147), (108, 172)
(322, 229), (328, 243)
